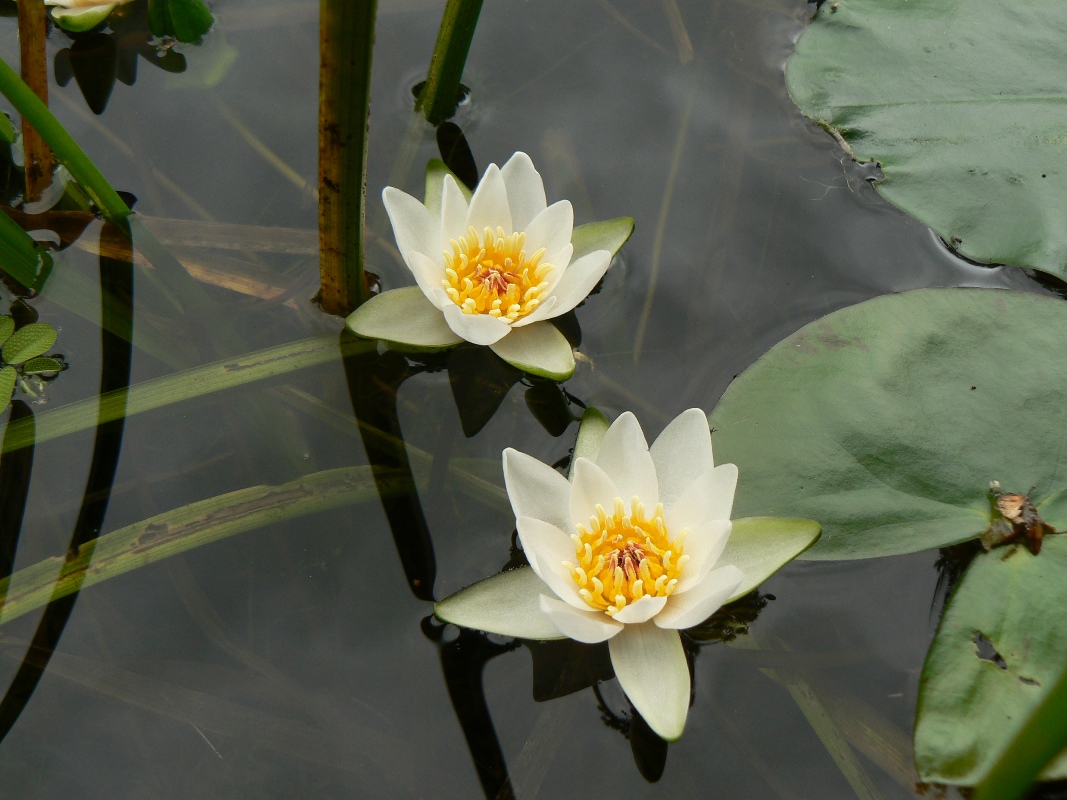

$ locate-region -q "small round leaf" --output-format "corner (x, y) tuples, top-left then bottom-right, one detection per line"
(2, 323), (57, 366)
(20, 357), (64, 376)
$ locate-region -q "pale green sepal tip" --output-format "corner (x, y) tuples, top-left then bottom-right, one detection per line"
(424, 158), (472, 217)
(488, 323), (575, 381)
(51, 4), (116, 32)
(571, 216), (635, 261)
(434, 567), (567, 641)
(571, 407), (609, 478)
(723, 516), (821, 603)
(345, 287), (463, 350)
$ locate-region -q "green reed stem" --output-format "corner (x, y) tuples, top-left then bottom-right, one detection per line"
(318, 0), (377, 316)
(0, 55), (131, 227)
(418, 0), (483, 125)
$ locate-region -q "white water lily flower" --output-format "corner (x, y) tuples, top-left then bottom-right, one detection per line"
(436, 408), (821, 740)
(45, 0), (134, 31)
(346, 153), (633, 381)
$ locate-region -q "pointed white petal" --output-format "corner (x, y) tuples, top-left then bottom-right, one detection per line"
(538, 594), (623, 643)
(666, 463), (738, 533)
(594, 412), (658, 509)
(507, 293), (560, 327)
(489, 321), (575, 380)
(721, 517), (821, 603)
(439, 174), (470, 253)
(674, 518), (732, 592)
(569, 457), (619, 531)
(571, 217), (634, 261)
(383, 187), (439, 263)
(500, 152), (547, 231)
(540, 250), (611, 319)
(610, 595), (668, 624)
(434, 568), (566, 640)
(608, 623), (690, 741)
(345, 288), (462, 348)
(650, 408), (713, 512)
(440, 302), (512, 345)
(521, 200), (573, 267)
(654, 565), (743, 630)
(519, 518), (591, 611)
(466, 164), (511, 236)
(503, 448), (572, 532)
(515, 515), (572, 583)
(406, 250), (449, 307)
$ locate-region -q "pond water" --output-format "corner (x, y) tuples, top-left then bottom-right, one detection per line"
(0, 0), (1052, 797)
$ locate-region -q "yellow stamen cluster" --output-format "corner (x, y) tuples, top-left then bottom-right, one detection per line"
(442, 226), (555, 320)
(565, 497), (688, 617)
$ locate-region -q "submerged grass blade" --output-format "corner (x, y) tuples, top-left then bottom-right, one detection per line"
(1, 335), (373, 454)
(0, 465), (408, 627)
(417, 0), (484, 125)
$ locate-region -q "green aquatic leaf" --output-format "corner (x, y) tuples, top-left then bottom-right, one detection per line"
(2, 322), (56, 366)
(0, 316), (13, 348)
(0, 366), (14, 413)
(20, 357), (64, 376)
(148, 0), (214, 43)
(915, 537), (1067, 785)
(709, 288), (1067, 559)
(786, 0), (1067, 280)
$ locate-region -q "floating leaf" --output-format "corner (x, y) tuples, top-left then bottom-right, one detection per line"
(709, 288), (1067, 559)
(0, 316), (13, 348)
(786, 0), (1067, 280)
(915, 537), (1067, 785)
(148, 0), (214, 43)
(20, 357), (64, 376)
(2, 322), (57, 366)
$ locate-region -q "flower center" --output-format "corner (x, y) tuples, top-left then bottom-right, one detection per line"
(442, 226), (555, 320)
(565, 497), (688, 617)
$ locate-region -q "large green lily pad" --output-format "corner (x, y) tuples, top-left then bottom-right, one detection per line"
(915, 536), (1067, 784)
(786, 0), (1067, 280)
(708, 288), (1067, 559)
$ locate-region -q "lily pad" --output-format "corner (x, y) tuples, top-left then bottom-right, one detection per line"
(2, 323), (57, 367)
(915, 536), (1067, 785)
(709, 288), (1067, 559)
(786, 0), (1067, 280)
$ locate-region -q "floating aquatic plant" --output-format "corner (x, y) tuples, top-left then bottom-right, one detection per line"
(346, 153), (633, 380)
(0, 317), (64, 412)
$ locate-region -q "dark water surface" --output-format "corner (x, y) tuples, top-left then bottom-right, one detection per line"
(0, 0), (1044, 796)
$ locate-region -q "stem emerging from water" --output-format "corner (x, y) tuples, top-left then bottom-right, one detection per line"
(417, 0), (483, 125)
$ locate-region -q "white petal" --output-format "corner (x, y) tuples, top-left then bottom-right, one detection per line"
(519, 519), (592, 611)
(500, 152), (547, 231)
(503, 448), (572, 533)
(569, 457), (619, 531)
(538, 594), (623, 643)
(610, 595), (668, 624)
(406, 250), (449, 308)
(654, 565), (743, 630)
(440, 303), (512, 345)
(507, 293), (559, 327)
(674, 519), (732, 593)
(434, 568), (567, 640)
(666, 463), (738, 533)
(466, 164), (511, 236)
(650, 408), (713, 512)
(439, 174), (469, 253)
(595, 412), (658, 509)
(345, 287), (462, 348)
(383, 187), (438, 264)
(540, 249), (611, 319)
(489, 321), (575, 380)
(521, 200), (573, 267)
(608, 623), (690, 741)
(516, 515), (573, 580)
